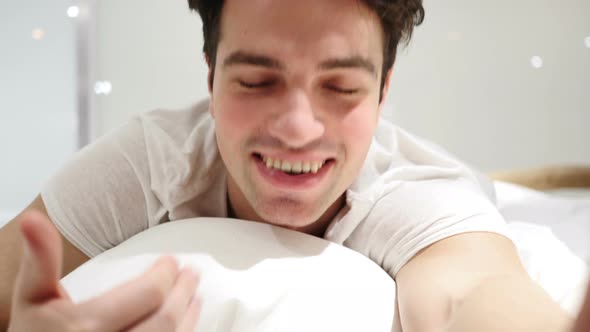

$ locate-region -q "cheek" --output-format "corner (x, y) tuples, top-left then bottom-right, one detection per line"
(213, 97), (264, 152)
(339, 104), (378, 159)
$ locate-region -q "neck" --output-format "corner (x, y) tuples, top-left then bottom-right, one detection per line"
(226, 187), (346, 238)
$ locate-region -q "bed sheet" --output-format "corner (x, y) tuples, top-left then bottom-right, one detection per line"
(495, 181), (590, 261)
(495, 181), (590, 316)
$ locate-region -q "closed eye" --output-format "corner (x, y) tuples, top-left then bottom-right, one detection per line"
(239, 80), (275, 89)
(327, 86), (359, 95)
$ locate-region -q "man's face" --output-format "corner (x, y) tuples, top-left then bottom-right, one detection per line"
(209, 0), (389, 233)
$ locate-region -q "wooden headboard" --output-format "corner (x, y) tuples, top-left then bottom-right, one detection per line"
(489, 166), (590, 191)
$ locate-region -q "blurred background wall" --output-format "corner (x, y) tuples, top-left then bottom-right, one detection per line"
(1, 0), (589, 223)
(0, 0), (78, 222)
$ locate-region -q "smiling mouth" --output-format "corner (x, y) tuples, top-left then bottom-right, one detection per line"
(253, 153), (334, 176)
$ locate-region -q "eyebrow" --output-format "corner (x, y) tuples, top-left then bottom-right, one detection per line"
(223, 51), (284, 70)
(319, 56), (377, 78)
(222, 50), (377, 77)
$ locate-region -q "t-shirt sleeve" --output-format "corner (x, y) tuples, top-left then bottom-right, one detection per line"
(41, 118), (159, 258)
(343, 176), (511, 279)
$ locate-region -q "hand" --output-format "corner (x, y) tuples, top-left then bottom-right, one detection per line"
(7, 211), (202, 332)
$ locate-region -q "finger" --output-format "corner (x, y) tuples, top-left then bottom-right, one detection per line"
(77, 256), (179, 331)
(13, 211), (64, 305)
(128, 268), (200, 332)
(177, 296), (202, 332)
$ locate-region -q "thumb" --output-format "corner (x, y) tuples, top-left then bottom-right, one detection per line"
(13, 211), (64, 305)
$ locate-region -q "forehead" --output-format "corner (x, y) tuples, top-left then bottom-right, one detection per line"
(217, 0), (384, 68)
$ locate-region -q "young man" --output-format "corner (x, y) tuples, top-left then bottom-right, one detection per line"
(1, 0), (588, 331)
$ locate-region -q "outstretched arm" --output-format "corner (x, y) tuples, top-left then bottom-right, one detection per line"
(395, 232), (573, 332)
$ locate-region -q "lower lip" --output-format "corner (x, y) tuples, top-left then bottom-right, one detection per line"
(253, 155), (334, 191)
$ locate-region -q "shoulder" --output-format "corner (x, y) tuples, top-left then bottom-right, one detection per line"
(352, 117), (495, 201)
(137, 99), (218, 172)
(140, 99), (213, 141)
(137, 99), (226, 218)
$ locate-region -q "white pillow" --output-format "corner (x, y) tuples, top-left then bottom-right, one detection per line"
(61, 218), (396, 332)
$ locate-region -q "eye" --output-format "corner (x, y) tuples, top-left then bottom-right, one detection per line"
(327, 85), (359, 95)
(239, 80), (275, 89)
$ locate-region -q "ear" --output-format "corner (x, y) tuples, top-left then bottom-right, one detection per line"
(205, 54), (216, 118)
(205, 54), (214, 95)
(208, 101), (215, 118)
(377, 68), (393, 113)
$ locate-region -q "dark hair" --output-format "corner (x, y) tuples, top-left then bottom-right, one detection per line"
(188, 0), (424, 99)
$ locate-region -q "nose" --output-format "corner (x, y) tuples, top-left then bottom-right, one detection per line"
(267, 91), (325, 149)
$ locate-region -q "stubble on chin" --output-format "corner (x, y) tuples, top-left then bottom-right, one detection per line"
(252, 195), (317, 226)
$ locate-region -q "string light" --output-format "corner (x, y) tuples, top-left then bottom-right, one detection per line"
(67, 6), (80, 18)
(32, 28), (45, 40)
(94, 81), (113, 95)
(530, 56), (543, 69)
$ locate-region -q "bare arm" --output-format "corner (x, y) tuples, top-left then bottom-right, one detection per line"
(0, 195), (89, 330)
(395, 232), (572, 332)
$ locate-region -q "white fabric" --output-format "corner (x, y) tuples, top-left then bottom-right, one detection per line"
(494, 181), (590, 316)
(62, 218), (397, 332)
(496, 181), (590, 260)
(507, 221), (589, 316)
(42, 99), (509, 278)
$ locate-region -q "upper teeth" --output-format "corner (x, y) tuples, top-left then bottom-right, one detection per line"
(263, 156), (326, 174)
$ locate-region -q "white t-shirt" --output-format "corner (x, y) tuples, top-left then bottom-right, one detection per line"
(41, 100), (508, 278)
